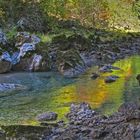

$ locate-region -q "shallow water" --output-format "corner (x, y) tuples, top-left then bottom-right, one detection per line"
(0, 55), (140, 125)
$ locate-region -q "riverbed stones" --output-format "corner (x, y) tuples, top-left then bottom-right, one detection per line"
(41, 102), (140, 140)
(36, 112), (58, 122)
(99, 64), (120, 73)
(117, 102), (140, 121)
(2, 102), (140, 140)
(66, 103), (96, 123)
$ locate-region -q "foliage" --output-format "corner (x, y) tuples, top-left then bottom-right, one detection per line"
(133, 0), (140, 18)
(0, 0), (140, 31)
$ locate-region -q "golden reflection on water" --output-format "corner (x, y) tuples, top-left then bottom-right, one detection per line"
(51, 56), (134, 116)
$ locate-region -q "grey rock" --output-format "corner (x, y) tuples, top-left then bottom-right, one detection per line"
(99, 64), (120, 73)
(0, 32), (41, 66)
(36, 112), (58, 122)
(66, 103), (95, 122)
(91, 73), (100, 79)
(0, 30), (7, 45)
(135, 128), (140, 139)
(0, 60), (11, 73)
(105, 75), (119, 83)
(12, 54), (48, 72)
(0, 83), (27, 92)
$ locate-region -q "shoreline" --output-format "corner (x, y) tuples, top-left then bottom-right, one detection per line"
(1, 102), (140, 140)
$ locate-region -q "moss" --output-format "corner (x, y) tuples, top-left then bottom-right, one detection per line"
(56, 48), (84, 71)
(35, 42), (51, 69)
(1, 125), (51, 140)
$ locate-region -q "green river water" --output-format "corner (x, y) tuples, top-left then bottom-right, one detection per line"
(0, 55), (140, 126)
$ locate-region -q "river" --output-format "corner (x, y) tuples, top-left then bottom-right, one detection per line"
(0, 55), (140, 125)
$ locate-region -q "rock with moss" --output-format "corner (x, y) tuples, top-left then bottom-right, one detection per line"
(11, 32), (50, 72)
(0, 60), (11, 73)
(17, 4), (46, 32)
(49, 33), (91, 76)
(1, 125), (52, 140)
(56, 48), (85, 76)
(12, 53), (49, 72)
(67, 33), (91, 51)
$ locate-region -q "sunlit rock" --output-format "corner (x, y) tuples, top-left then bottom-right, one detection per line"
(12, 54), (48, 72)
(0, 32), (41, 69)
(12, 32), (40, 64)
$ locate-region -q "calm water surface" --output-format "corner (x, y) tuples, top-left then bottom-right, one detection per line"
(0, 55), (140, 125)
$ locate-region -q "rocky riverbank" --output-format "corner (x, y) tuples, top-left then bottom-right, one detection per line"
(1, 27), (140, 92)
(1, 28), (140, 78)
(1, 102), (140, 140)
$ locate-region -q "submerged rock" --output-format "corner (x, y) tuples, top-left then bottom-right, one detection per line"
(0, 83), (27, 92)
(105, 75), (119, 83)
(99, 64), (120, 73)
(36, 112), (58, 122)
(91, 73), (100, 79)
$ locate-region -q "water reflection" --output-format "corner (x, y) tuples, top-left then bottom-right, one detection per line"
(1, 56), (140, 125)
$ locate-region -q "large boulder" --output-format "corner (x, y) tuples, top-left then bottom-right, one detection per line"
(0, 32), (40, 65)
(12, 32), (40, 64)
(12, 54), (48, 72)
(56, 49), (85, 77)
(0, 31), (50, 73)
